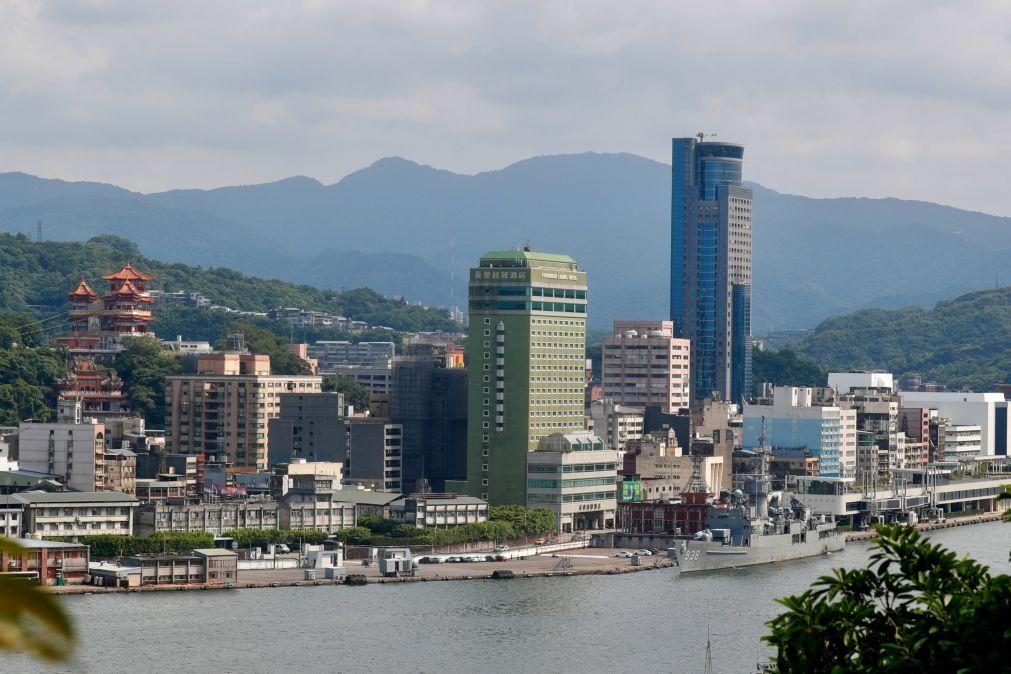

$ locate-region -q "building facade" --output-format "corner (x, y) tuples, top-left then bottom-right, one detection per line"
(344, 420), (402, 492)
(601, 320), (690, 412)
(0, 540), (89, 585)
(278, 474), (356, 532)
(6, 492), (138, 539)
(452, 249), (587, 505)
(588, 400), (645, 452)
(135, 498), (280, 536)
(17, 416), (137, 495)
(899, 391), (1008, 457)
(670, 138), (752, 404)
(743, 386), (857, 479)
(388, 494), (489, 528)
(165, 353), (322, 470)
(526, 432), (617, 532)
(267, 392), (346, 465)
(389, 343), (468, 492)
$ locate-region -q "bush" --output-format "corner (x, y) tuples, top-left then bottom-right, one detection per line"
(79, 532), (215, 558)
(764, 524), (1011, 672)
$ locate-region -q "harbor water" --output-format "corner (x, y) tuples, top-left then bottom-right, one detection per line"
(18, 522), (1010, 673)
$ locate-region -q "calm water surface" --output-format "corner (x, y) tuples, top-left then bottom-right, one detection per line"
(17, 522), (1010, 674)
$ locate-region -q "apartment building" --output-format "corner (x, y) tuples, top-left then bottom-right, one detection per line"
(165, 353), (322, 470)
(601, 320), (690, 413)
(4, 491), (139, 539)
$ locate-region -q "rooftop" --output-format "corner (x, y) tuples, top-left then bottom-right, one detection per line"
(330, 488), (401, 506)
(12, 539), (87, 550)
(191, 548), (238, 557)
(7, 491), (139, 505)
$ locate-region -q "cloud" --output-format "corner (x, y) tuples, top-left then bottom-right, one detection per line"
(1, 0), (1010, 214)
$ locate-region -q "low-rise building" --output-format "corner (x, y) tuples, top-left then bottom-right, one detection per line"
(0, 539), (89, 585)
(269, 459), (344, 499)
(588, 400), (644, 451)
(329, 488), (401, 519)
(388, 494), (489, 528)
(192, 548), (239, 585)
(121, 553), (210, 586)
(5, 491), (138, 539)
(135, 498), (279, 537)
(526, 432), (617, 532)
(278, 474), (356, 532)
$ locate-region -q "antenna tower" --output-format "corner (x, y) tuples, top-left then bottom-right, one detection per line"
(36, 220), (43, 243)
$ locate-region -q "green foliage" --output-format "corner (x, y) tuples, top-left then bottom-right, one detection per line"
(751, 348), (827, 394)
(80, 532), (216, 558)
(764, 524), (1011, 673)
(111, 335), (182, 427)
(489, 505), (556, 536)
(322, 375), (370, 409)
(0, 537), (75, 662)
(350, 506), (555, 547)
(795, 286), (1011, 390)
(0, 319), (66, 425)
(0, 232), (458, 331)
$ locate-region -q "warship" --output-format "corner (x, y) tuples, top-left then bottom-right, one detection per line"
(674, 431), (845, 574)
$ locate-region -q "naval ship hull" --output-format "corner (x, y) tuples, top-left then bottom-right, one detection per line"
(675, 528), (845, 574)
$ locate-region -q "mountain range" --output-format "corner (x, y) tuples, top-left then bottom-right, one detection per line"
(1, 153), (1008, 331)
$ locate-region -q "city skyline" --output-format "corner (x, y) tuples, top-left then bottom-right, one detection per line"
(1, 3), (1010, 217)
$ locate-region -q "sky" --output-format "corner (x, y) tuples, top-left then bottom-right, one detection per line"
(2, 0), (1011, 215)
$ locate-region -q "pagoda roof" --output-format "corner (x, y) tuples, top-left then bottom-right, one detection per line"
(68, 278), (98, 299)
(102, 263), (154, 282)
(110, 279), (151, 298)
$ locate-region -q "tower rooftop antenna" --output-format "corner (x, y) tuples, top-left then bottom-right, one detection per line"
(696, 132), (718, 143)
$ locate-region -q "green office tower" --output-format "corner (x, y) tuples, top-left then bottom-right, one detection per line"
(449, 249), (587, 505)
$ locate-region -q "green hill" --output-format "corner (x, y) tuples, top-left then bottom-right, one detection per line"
(793, 286), (1011, 390)
(0, 232), (458, 334)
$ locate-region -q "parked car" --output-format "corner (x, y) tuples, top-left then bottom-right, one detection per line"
(615, 551), (633, 558)
(493, 544), (510, 552)
(634, 549), (653, 556)
(534, 538), (546, 545)
(494, 554), (508, 562)
(275, 544), (291, 554)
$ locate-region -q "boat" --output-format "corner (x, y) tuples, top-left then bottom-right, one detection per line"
(674, 423), (845, 574)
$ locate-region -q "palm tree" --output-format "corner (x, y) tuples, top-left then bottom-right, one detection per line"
(0, 537), (75, 661)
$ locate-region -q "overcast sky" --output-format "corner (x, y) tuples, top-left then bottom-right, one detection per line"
(2, 1), (1010, 214)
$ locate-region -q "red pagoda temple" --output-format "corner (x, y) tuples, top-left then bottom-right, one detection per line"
(56, 356), (132, 420)
(58, 263), (155, 358)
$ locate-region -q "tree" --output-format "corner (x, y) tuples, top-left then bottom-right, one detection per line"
(323, 375), (369, 410)
(488, 505), (555, 535)
(764, 524), (1011, 673)
(112, 336), (183, 427)
(751, 347), (827, 395)
(0, 537), (74, 661)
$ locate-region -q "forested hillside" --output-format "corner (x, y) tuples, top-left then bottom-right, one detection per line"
(793, 286), (1011, 390)
(0, 233), (458, 333)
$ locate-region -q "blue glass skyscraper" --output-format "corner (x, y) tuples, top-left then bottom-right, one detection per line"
(670, 137), (753, 405)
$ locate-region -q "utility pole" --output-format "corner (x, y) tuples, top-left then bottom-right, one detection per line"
(36, 220), (43, 242)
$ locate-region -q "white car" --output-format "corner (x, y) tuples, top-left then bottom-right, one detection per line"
(275, 544), (291, 554)
(614, 550), (632, 558)
(634, 549), (653, 556)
